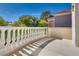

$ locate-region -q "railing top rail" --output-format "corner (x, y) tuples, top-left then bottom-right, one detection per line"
(0, 26), (48, 30)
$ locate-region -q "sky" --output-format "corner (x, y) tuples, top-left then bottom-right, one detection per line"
(0, 3), (71, 22)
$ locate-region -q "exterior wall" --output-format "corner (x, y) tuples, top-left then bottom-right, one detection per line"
(72, 3), (76, 47)
(48, 27), (72, 39)
(47, 11), (72, 27)
(73, 3), (79, 47)
(47, 17), (55, 27)
(55, 14), (72, 27)
(47, 11), (72, 39)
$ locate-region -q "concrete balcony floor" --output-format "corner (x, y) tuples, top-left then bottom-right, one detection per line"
(38, 39), (79, 56)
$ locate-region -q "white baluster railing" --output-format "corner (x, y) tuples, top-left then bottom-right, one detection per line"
(0, 27), (48, 55)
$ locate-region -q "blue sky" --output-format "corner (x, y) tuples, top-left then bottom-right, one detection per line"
(0, 3), (71, 22)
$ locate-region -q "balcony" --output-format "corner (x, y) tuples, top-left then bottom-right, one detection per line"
(0, 27), (74, 56)
(1, 25), (79, 56)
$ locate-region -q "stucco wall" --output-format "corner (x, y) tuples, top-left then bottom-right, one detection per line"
(74, 3), (79, 46)
(48, 27), (72, 39)
(55, 14), (72, 27)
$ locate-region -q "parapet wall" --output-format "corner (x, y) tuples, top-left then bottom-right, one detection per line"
(48, 27), (72, 39)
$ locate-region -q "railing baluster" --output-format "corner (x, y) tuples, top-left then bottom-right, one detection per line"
(17, 29), (20, 41)
(0, 30), (5, 47)
(26, 29), (28, 38)
(24, 29), (26, 40)
(12, 29), (16, 43)
(36, 29), (38, 39)
(28, 28), (30, 38)
(29, 28), (30, 37)
(31, 29), (33, 37)
(21, 29), (23, 40)
(6, 29), (11, 45)
(30, 29), (32, 37)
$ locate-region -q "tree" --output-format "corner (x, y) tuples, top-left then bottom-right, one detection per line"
(40, 11), (54, 21)
(13, 20), (26, 27)
(0, 16), (8, 26)
(19, 15), (37, 27)
(38, 20), (48, 27)
(35, 20), (40, 27)
(40, 11), (51, 20)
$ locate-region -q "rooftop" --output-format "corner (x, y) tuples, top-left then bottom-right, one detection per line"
(55, 10), (71, 14)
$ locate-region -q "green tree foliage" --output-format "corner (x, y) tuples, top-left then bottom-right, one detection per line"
(13, 20), (25, 27)
(0, 16), (8, 26)
(19, 15), (37, 27)
(40, 11), (54, 20)
(11, 11), (54, 27)
(40, 11), (51, 20)
(38, 20), (48, 27)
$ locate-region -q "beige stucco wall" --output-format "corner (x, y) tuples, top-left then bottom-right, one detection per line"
(48, 27), (72, 39)
(73, 3), (79, 47)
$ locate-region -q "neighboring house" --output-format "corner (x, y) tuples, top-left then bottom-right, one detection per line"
(47, 10), (72, 27)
